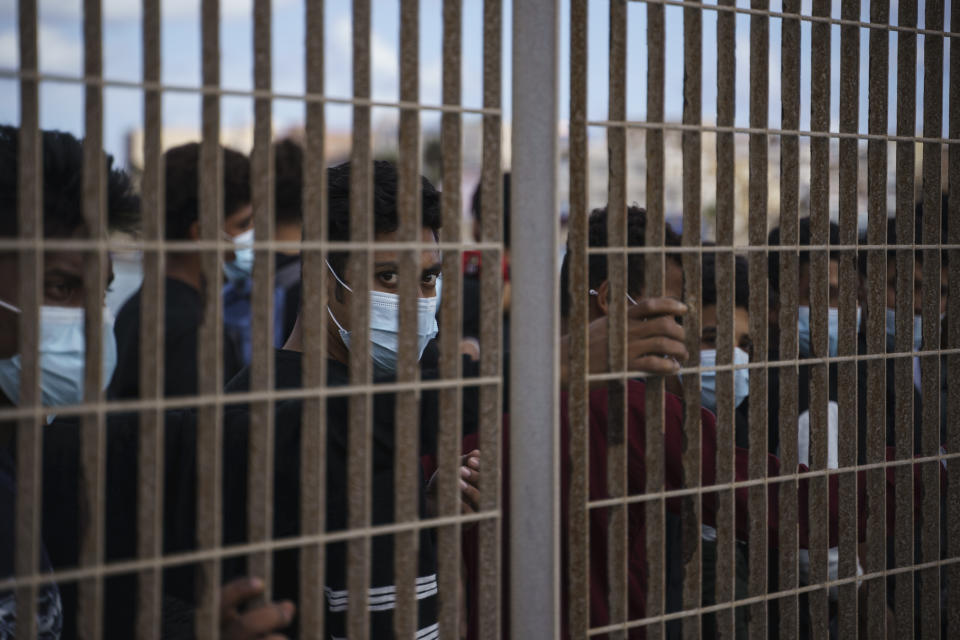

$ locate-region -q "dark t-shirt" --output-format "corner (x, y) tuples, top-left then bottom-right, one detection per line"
(109, 277), (242, 399)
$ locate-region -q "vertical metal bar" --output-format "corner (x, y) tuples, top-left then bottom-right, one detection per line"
(196, 0), (225, 635)
(298, 0), (327, 634)
(247, 0), (275, 605)
(509, 0), (560, 637)
(919, 3), (944, 636)
(806, 0), (830, 630)
(747, 1), (769, 637)
(893, 3), (918, 638)
(606, 2), (628, 637)
(835, 1), (861, 636)
(863, 1), (890, 635)
(713, 2), (735, 638)
(477, 2), (503, 637)
(680, 3), (702, 638)
(136, 0), (164, 635)
(14, 0), (41, 637)
(346, 2), (372, 637)
(567, 0), (589, 636)
(946, 4), (960, 636)
(778, 2), (802, 636)
(437, 1), (464, 637)
(393, 1), (421, 637)
(79, 0), (107, 636)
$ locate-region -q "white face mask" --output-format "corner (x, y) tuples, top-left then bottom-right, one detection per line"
(224, 228), (255, 283)
(698, 347), (750, 413)
(325, 261), (439, 372)
(0, 299), (118, 409)
(884, 308), (924, 353)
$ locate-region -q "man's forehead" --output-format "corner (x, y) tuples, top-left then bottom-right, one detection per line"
(44, 250), (86, 273)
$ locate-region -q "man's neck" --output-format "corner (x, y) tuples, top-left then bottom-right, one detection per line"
(282, 315), (350, 366)
(165, 254), (204, 292)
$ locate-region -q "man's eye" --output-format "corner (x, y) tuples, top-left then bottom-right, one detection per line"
(377, 272), (398, 285)
(45, 281), (76, 302)
(422, 274), (438, 287)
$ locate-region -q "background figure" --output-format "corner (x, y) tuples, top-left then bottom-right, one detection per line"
(223, 139), (304, 366)
(108, 142), (250, 399)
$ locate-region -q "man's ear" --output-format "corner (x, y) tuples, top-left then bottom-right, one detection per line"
(595, 279), (610, 317)
(187, 220), (200, 241)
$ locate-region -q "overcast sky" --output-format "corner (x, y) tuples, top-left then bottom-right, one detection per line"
(0, 0), (953, 165)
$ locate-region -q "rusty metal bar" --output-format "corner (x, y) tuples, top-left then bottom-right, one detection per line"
(135, 0), (165, 636)
(510, 0), (560, 636)
(712, 1), (735, 638)
(606, 2), (628, 637)
(680, 3), (702, 637)
(644, 2), (667, 637)
(477, 2), (504, 637)
(863, 0), (890, 635)
(392, 0), (421, 637)
(567, 0), (589, 636)
(834, 0), (861, 634)
(918, 2), (945, 636)
(14, 0), (42, 637)
(946, 2), (960, 634)
(893, 2), (918, 638)
(747, 1), (770, 637)
(298, 0), (327, 635)
(346, 1), (373, 637)
(247, 0), (275, 605)
(78, 0), (108, 636)
(777, 1), (802, 636)
(805, 0), (830, 630)
(437, 1), (465, 637)
(195, 0), (225, 635)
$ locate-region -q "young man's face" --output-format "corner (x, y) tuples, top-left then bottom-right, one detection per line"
(885, 260), (948, 316)
(326, 227), (441, 335)
(700, 304), (752, 357)
(223, 204), (254, 238)
(0, 248), (115, 359)
(797, 258), (840, 308)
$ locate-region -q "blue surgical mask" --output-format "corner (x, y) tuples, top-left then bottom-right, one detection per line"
(0, 300), (117, 408)
(797, 305), (861, 357)
(699, 347), (750, 413)
(224, 228), (255, 283)
(884, 308), (923, 352)
(325, 261), (439, 372)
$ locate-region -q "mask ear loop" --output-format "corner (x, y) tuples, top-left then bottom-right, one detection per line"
(325, 259), (353, 293)
(0, 299), (22, 314)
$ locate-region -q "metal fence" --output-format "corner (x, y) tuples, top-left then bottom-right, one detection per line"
(1, 0), (958, 638)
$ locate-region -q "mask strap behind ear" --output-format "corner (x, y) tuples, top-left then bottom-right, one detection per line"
(325, 260), (353, 293)
(0, 298), (22, 314)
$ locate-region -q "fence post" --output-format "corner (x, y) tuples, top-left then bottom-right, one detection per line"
(510, 0), (560, 637)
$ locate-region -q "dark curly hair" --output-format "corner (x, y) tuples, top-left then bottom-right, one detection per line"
(163, 142), (251, 240)
(0, 124), (139, 239)
(559, 205), (681, 317)
(274, 139), (303, 225)
(325, 160), (442, 280)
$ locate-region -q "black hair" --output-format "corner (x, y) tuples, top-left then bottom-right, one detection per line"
(274, 139), (303, 225)
(701, 252), (749, 310)
(767, 217), (840, 295)
(0, 124), (139, 239)
(559, 205), (650, 318)
(470, 172), (510, 247)
(326, 160), (442, 281)
(163, 142), (251, 240)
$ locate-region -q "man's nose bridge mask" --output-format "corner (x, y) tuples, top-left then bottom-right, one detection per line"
(324, 260), (439, 372)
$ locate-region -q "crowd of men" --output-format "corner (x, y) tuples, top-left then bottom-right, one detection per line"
(0, 124), (952, 639)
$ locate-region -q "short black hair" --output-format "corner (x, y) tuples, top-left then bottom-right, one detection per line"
(559, 205), (649, 318)
(274, 139), (302, 225)
(470, 172), (510, 247)
(0, 124), (139, 239)
(701, 252), (749, 310)
(767, 217), (840, 295)
(163, 142), (251, 240)
(326, 160), (442, 279)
